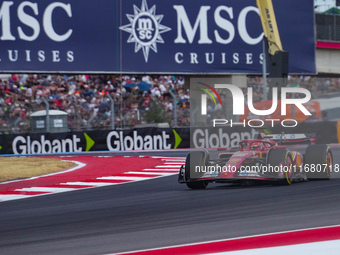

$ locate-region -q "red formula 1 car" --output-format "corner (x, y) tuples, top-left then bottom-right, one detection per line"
(178, 132), (333, 189)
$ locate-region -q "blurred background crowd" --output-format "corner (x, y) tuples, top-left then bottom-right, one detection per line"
(1, 73), (340, 134)
(0, 74), (190, 133)
(247, 75), (340, 102)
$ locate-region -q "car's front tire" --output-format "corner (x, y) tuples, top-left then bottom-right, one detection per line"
(267, 148), (293, 185)
(184, 150), (209, 189)
(186, 181), (208, 189)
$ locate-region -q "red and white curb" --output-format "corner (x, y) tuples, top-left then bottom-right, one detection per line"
(0, 156), (185, 202)
(113, 225), (340, 255)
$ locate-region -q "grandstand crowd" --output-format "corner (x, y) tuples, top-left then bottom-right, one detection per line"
(0, 74), (339, 133)
(0, 74), (189, 133)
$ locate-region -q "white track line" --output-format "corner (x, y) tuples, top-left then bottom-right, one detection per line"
(151, 156), (185, 160)
(125, 171), (175, 176)
(97, 176), (150, 181)
(61, 182), (121, 187)
(162, 159), (186, 161)
(155, 165), (181, 168)
(0, 195), (31, 201)
(205, 240), (340, 255)
(143, 169), (179, 172)
(163, 162), (185, 165)
(112, 225), (340, 255)
(162, 161), (185, 163)
(16, 187), (75, 193)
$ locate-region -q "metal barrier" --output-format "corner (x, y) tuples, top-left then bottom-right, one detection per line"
(0, 92), (184, 134)
(316, 14), (340, 42)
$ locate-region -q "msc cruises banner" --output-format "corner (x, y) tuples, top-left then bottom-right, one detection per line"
(0, 0), (315, 74)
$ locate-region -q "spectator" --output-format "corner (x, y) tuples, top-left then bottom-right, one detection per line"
(304, 109), (321, 122)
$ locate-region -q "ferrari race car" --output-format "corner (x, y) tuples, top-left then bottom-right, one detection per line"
(178, 132), (333, 189)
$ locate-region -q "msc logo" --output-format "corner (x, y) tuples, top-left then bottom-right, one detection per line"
(120, 0), (171, 62)
(137, 18), (155, 41)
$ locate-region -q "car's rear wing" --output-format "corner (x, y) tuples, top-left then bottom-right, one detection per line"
(264, 133), (315, 145)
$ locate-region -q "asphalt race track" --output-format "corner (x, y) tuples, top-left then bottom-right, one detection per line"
(1, 147), (340, 255)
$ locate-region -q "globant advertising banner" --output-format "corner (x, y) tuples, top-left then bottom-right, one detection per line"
(0, 0), (315, 74)
(0, 123), (338, 155)
(0, 128), (191, 155)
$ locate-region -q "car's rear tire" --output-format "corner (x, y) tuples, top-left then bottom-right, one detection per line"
(267, 148), (293, 185)
(184, 150), (209, 189)
(304, 144), (332, 180)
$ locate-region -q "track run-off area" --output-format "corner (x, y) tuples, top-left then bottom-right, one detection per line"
(0, 156), (184, 202)
(0, 147), (340, 254)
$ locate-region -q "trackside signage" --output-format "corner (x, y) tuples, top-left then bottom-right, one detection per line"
(0, 128), (190, 155)
(0, 0), (315, 73)
(192, 127), (257, 148)
(0, 123), (338, 154)
(0, 0), (121, 72)
(0, 127), (269, 154)
(106, 130), (171, 151)
(12, 134), (82, 154)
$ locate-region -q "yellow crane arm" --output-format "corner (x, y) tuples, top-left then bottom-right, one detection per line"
(256, 0), (283, 55)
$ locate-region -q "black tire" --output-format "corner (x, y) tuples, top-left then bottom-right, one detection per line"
(184, 150), (209, 189)
(267, 148), (293, 185)
(304, 144), (332, 180)
(186, 181), (208, 189)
